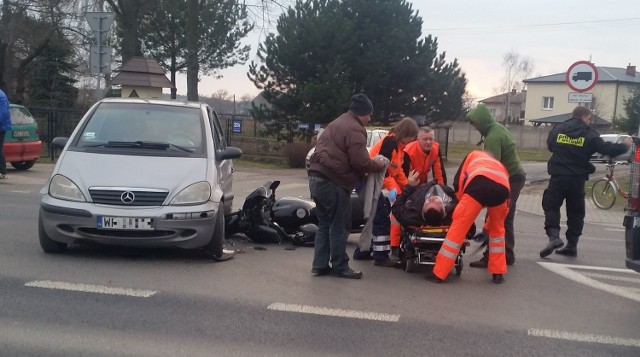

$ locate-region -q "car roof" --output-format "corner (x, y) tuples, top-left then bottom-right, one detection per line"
(97, 97), (205, 109)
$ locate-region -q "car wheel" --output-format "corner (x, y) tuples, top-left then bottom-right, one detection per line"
(38, 214), (67, 253)
(11, 160), (37, 170)
(204, 210), (233, 261)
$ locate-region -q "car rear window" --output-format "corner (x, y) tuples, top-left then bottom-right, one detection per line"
(9, 107), (36, 125)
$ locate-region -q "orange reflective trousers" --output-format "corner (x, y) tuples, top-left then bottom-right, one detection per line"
(433, 194), (509, 280)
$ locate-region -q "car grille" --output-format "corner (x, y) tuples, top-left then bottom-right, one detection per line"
(89, 189), (169, 206)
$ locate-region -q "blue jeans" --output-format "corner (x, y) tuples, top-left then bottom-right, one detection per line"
(309, 175), (352, 273)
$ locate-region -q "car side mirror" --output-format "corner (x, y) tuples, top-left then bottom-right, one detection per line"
(51, 137), (69, 149)
(216, 146), (242, 161)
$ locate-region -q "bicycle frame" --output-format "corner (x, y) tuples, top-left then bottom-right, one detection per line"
(605, 162), (628, 199)
(591, 161), (629, 210)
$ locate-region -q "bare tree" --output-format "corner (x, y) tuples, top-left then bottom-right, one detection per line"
(498, 51), (533, 124)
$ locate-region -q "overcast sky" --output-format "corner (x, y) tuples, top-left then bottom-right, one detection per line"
(171, 0), (640, 102)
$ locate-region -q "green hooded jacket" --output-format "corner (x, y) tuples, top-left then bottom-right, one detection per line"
(467, 104), (523, 176)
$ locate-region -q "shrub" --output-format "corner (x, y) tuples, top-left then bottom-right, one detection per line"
(284, 142), (313, 168)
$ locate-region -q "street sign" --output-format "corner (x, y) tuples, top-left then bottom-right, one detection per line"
(232, 120), (242, 133)
(566, 61), (599, 93)
(568, 92), (593, 103)
(85, 12), (115, 45)
(90, 45), (112, 74)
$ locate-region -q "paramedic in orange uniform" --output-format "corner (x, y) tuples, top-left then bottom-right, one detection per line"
(403, 126), (446, 185)
(430, 150), (510, 284)
(358, 117), (418, 266)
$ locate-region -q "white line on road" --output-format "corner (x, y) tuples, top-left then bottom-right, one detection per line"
(25, 280), (157, 298)
(267, 303), (400, 322)
(528, 328), (640, 347)
(583, 272), (640, 284)
(538, 262), (640, 303)
(604, 228), (625, 232)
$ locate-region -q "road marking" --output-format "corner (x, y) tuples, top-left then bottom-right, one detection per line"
(538, 263), (640, 303)
(25, 280), (157, 298)
(267, 303), (400, 322)
(583, 272), (640, 284)
(604, 228), (625, 232)
(528, 328), (640, 347)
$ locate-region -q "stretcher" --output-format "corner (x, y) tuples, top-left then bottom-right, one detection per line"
(399, 225), (470, 276)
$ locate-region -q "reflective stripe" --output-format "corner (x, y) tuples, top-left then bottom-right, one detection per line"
(372, 235), (390, 243)
(489, 246), (506, 253)
(439, 248), (458, 259)
(467, 167), (509, 181)
(443, 239), (462, 250)
(489, 237), (505, 243)
(373, 244), (391, 251)
(467, 157), (495, 166)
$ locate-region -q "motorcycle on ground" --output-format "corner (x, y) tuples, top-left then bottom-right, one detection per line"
(225, 181), (318, 246)
(225, 180), (367, 246)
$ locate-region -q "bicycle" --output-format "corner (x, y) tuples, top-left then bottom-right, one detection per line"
(591, 159), (629, 210)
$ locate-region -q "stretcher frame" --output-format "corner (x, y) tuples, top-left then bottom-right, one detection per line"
(399, 225), (469, 276)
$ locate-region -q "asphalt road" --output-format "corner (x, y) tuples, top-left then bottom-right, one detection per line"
(1, 163), (639, 356)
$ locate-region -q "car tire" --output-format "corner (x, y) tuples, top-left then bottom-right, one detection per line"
(38, 214), (67, 253)
(203, 209), (226, 260)
(11, 160), (37, 170)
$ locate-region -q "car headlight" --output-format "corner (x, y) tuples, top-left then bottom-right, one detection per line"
(49, 175), (87, 202)
(170, 182), (211, 205)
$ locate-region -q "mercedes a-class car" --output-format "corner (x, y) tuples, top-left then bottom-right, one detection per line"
(38, 98), (242, 259)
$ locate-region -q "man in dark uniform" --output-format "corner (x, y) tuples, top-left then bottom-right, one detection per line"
(540, 106), (632, 258)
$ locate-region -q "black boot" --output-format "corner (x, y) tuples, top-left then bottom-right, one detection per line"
(555, 246), (577, 257)
(540, 236), (564, 258)
(492, 274), (504, 284)
(469, 256), (488, 268)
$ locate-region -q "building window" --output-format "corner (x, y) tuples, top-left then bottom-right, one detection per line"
(489, 108), (496, 117)
(542, 96), (554, 110)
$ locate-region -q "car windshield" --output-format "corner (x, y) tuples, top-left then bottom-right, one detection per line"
(76, 102), (204, 152)
(9, 107), (36, 125)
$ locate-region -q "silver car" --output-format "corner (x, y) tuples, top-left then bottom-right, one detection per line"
(38, 98), (242, 259)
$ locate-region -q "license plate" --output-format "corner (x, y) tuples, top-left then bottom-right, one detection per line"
(97, 216), (154, 230)
(12, 130), (29, 138)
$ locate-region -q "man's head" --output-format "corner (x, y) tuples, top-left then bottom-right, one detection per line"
(573, 106), (592, 125)
(422, 195), (445, 226)
(349, 94), (374, 125)
(467, 104), (494, 136)
(417, 126), (435, 153)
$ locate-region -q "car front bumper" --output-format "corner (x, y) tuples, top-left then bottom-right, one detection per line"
(39, 196), (220, 249)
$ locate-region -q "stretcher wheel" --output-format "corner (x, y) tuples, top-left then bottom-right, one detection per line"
(455, 258), (463, 276)
(405, 257), (416, 273)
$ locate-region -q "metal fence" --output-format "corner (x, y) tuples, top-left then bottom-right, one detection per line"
(30, 107), (85, 159)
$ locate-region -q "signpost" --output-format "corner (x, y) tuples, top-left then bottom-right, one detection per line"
(566, 60), (599, 93)
(86, 12), (115, 100)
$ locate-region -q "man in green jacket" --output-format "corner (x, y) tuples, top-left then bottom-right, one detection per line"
(467, 104), (526, 267)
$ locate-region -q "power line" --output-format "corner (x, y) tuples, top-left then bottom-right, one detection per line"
(424, 17), (640, 33)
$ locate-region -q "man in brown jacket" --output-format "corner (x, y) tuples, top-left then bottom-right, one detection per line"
(308, 94), (387, 279)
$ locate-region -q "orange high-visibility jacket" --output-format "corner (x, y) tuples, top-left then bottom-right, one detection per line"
(369, 133), (408, 193)
(403, 140), (445, 185)
(456, 150), (510, 200)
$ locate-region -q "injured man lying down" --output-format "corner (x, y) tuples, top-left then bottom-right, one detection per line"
(392, 170), (457, 227)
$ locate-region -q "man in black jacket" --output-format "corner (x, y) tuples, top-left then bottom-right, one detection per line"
(540, 106), (632, 258)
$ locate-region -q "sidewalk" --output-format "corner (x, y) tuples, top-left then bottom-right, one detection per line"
(517, 193), (625, 226)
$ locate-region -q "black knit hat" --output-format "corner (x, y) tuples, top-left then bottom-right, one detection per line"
(349, 94), (373, 116)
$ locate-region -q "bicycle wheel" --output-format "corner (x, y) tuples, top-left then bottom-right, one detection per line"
(591, 179), (616, 209)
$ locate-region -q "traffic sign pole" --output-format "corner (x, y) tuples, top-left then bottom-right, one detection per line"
(85, 12), (115, 101)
